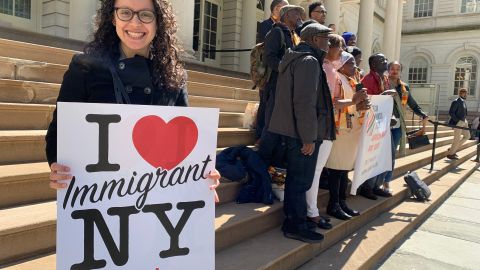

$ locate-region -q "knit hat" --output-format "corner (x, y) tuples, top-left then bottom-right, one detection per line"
(338, 51), (355, 70)
(342, 32), (355, 45)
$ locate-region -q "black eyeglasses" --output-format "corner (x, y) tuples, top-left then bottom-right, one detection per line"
(114, 7), (156, 24)
(313, 10), (327, 15)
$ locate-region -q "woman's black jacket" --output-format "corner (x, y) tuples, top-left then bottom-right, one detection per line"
(45, 53), (188, 165)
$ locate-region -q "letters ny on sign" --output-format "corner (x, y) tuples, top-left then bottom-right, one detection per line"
(56, 103), (219, 270)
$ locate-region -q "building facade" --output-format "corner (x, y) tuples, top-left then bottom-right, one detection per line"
(0, 0), (405, 73)
(399, 0), (480, 113)
(0, 1), (477, 121)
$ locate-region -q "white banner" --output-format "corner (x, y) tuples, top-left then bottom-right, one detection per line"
(56, 102), (219, 270)
(351, 95), (393, 195)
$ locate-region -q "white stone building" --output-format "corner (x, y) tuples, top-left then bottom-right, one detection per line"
(5, 0), (476, 116)
(400, 0), (480, 115)
(0, 0), (404, 73)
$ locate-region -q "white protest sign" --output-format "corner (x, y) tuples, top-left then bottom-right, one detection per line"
(351, 95), (393, 195)
(56, 102), (219, 270)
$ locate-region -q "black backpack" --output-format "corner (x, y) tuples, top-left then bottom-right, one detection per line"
(404, 171), (431, 202)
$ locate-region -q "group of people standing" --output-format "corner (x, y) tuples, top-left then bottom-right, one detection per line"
(255, 0), (429, 243)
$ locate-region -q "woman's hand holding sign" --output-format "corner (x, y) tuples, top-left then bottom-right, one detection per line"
(207, 169), (221, 203)
(49, 162), (72, 189)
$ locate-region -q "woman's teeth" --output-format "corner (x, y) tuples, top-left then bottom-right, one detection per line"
(126, 31), (145, 39)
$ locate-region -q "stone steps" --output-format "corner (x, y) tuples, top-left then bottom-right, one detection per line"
(0, 54), (252, 90)
(0, 103), (245, 129)
(0, 78), (258, 105)
(214, 145), (479, 270)
(299, 160), (480, 270)
(0, 128), (255, 165)
(3, 144), (477, 269)
(0, 134), (469, 210)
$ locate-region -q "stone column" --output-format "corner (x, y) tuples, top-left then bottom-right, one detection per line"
(357, 0), (375, 70)
(324, 0), (340, 28)
(42, 0), (70, 38)
(382, 0), (397, 61)
(394, 0), (404, 60)
(239, 0), (257, 73)
(171, 0), (195, 58)
(68, 0), (97, 41)
(265, 0), (273, 19)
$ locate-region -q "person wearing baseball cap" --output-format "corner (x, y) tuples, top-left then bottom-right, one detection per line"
(268, 23), (335, 243)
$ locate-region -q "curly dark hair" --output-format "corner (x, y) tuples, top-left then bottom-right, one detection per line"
(84, 0), (186, 91)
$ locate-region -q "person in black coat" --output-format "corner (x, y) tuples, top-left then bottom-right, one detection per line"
(447, 88), (470, 159)
(46, 0), (220, 201)
(257, 0), (289, 43)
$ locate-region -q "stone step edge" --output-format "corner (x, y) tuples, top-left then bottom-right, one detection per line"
(0, 54), (252, 86)
(0, 78), (258, 103)
(2, 146), (477, 269)
(214, 145), (478, 270)
(299, 160), (480, 270)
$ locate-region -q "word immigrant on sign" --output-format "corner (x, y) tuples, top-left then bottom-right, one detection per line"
(56, 102), (219, 270)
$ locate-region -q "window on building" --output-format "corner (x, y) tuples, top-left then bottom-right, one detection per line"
(454, 56), (478, 96)
(408, 58), (429, 84)
(461, 0), (480, 13)
(0, 0), (31, 19)
(202, 1), (219, 60)
(414, 0), (433, 18)
(193, 0), (219, 61)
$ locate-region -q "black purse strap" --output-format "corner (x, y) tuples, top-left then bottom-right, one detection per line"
(105, 57), (131, 104)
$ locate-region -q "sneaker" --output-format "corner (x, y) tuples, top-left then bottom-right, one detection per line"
(373, 188), (393, 197)
(283, 229), (324, 243)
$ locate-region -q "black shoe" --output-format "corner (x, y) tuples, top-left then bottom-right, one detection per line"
(373, 188), (393, 197)
(307, 217), (333, 230)
(327, 203), (352, 220)
(447, 149), (459, 158)
(321, 215), (331, 222)
(283, 229), (324, 243)
(339, 200), (360, 216)
(359, 188), (378, 200)
(447, 154), (459, 160)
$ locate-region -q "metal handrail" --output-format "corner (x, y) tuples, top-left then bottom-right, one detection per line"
(428, 120), (480, 171)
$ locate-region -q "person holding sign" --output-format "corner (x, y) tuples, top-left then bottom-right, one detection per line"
(357, 53), (395, 200)
(46, 0), (220, 199)
(324, 51), (370, 220)
(269, 23), (336, 243)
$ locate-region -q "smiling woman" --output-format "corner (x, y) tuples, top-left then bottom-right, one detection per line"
(45, 0), (221, 201)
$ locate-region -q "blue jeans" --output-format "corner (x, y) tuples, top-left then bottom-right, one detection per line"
(282, 137), (320, 233)
(384, 127), (402, 183)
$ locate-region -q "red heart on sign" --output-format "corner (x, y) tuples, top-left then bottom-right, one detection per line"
(132, 115), (198, 170)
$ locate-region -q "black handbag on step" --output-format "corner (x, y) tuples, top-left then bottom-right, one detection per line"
(407, 112), (429, 149)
